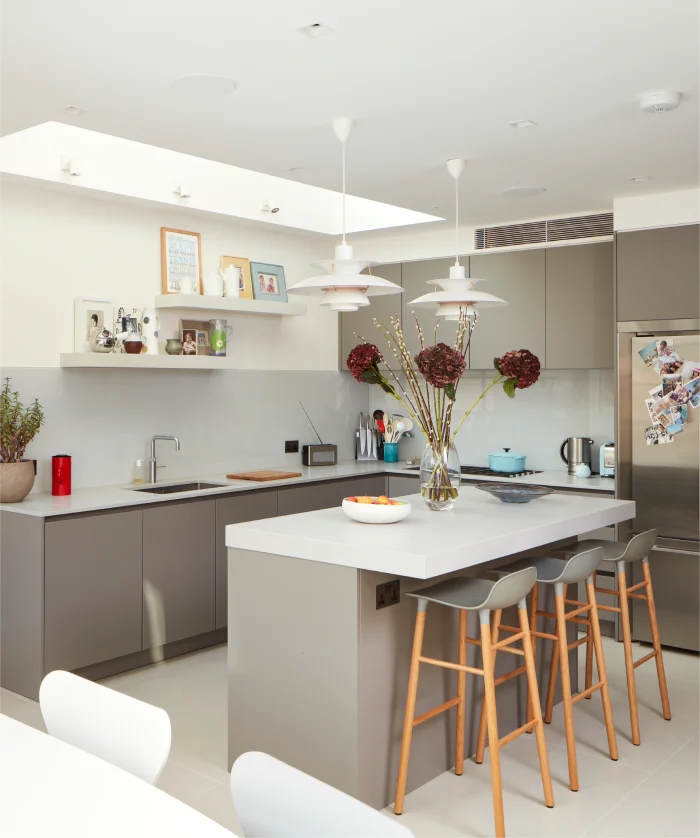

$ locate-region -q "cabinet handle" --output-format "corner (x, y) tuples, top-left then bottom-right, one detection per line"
(652, 546), (700, 557)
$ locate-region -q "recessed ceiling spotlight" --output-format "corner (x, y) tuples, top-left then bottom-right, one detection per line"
(298, 22), (334, 38)
(170, 75), (237, 96)
(503, 186), (546, 197)
(286, 166), (308, 173)
(62, 106), (89, 116)
(509, 119), (537, 129)
(629, 175), (651, 183)
(639, 90), (681, 114)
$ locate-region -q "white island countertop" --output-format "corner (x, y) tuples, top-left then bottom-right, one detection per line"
(226, 486), (634, 579)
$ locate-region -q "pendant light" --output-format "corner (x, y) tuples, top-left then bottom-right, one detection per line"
(409, 159), (507, 321)
(286, 118), (403, 312)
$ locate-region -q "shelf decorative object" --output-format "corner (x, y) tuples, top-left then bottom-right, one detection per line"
(250, 262), (287, 302)
(220, 255), (253, 299)
(161, 227), (202, 295)
(0, 377), (45, 503)
(347, 319), (541, 511)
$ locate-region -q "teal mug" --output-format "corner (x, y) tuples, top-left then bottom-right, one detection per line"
(209, 319), (233, 357)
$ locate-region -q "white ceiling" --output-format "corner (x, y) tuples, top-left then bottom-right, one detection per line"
(2, 0), (699, 226)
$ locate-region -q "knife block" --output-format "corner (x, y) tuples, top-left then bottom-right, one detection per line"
(356, 430), (379, 461)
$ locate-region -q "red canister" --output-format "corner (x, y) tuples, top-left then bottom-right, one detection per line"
(52, 455), (72, 496)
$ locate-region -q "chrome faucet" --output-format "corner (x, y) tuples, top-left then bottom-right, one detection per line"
(149, 435), (180, 482)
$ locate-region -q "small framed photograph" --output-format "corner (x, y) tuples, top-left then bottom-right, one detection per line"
(161, 228), (202, 294)
(181, 328), (198, 356)
(179, 319), (210, 355)
(250, 262), (287, 302)
(220, 255), (253, 299)
(74, 298), (113, 352)
(661, 373), (682, 396)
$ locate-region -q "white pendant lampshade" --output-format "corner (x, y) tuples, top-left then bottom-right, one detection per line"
(408, 159), (507, 320)
(286, 119), (402, 312)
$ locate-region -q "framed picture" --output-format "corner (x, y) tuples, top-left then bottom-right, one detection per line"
(179, 319), (210, 355)
(250, 262), (287, 302)
(220, 255), (253, 299)
(74, 297), (113, 352)
(181, 328), (199, 356)
(161, 228), (202, 295)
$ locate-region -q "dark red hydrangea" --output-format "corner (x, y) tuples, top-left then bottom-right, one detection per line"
(347, 343), (383, 382)
(414, 343), (466, 388)
(497, 349), (541, 389)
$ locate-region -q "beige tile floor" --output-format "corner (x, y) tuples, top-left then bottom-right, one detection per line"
(1, 636), (698, 837)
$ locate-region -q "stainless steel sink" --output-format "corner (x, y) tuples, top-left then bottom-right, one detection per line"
(131, 481), (227, 495)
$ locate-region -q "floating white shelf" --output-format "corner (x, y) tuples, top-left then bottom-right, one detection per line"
(60, 353), (239, 370)
(154, 295), (306, 316)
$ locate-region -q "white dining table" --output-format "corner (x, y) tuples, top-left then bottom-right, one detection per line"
(0, 714), (234, 837)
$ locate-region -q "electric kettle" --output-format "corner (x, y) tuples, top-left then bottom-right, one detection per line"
(560, 437), (594, 475)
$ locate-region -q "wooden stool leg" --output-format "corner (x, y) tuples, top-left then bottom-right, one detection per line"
(475, 609), (501, 765)
(555, 583), (579, 791)
(394, 604), (427, 815)
(544, 627), (560, 724)
(584, 572), (595, 698)
(617, 562), (641, 745)
(525, 584), (539, 728)
(585, 576), (618, 761)
(642, 558), (672, 721)
(480, 611), (505, 838)
(455, 609), (468, 775)
(518, 602), (554, 808)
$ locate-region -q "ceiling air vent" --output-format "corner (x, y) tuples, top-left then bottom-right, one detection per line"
(475, 212), (613, 250)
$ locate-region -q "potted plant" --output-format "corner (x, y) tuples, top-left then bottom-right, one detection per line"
(0, 378), (45, 503)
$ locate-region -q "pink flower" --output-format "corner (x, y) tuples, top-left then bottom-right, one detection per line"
(414, 343), (466, 388)
(347, 343), (383, 382)
(496, 349), (541, 390)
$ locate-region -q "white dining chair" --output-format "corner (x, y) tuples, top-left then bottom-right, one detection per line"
(39, 670), (171, 784)
(230, 751), (415, 838)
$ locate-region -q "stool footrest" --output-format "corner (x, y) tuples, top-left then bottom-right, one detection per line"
(492, 631), (526, 651)
(568, 635), (591, 651)
(627, 579), (648, 594)
(418, 656), (484, 676)
(531, 628), (559, 642)
(537, 609), (592, 627)
(413, 696), (461, 727)
(627, 592), (648, 602)
(493, 665), (527, 687)
(595, 586), (620, 598)
(633, 649), (658, 669)
(596, 603), (622, 614)
(571, 682), (603, 704)
(498, 718), (539, 748)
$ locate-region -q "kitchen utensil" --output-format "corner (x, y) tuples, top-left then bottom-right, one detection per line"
(91, 327), (115, 353)
(488, 448), (527, 474)
(392, 416), (414, 442)
(475, 483), (553, 504)
(359, 413), (365, 456)
(366, 416), (373, 459)
(383, 442), (399, 463)
(165, 338), (183, 355)
(52, 455), (72, 496)
(560, 437), (594, 476)
(342, 497), (412, 524)
(302, 444), (338, 466)
(574, 463), (592, 478)
(226, 470), (302, 481)
(124, 334), (143, 354)
(385, 420), (394, 443)
(599, 442), (615, 477)
(209, 319), (233, 357)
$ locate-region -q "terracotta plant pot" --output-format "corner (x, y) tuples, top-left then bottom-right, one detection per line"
(0, 460), (36, 503)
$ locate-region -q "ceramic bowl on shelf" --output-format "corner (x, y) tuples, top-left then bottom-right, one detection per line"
(475, 483), (553, 504)
(342, 497), (412, 524)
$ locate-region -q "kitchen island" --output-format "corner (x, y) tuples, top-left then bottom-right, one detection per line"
(226, 487), (634, 809)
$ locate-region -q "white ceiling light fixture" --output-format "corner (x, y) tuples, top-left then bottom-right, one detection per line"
(60, 154), (81, 177)
(286, 118), (403, 312)
(298, 22), (334, 39)
(409, 159), (507, 321)
(509, 119), (537, 129)
(503, 185), (547, 197)
(639, 90), (681, 114)
(62, 105), (89, 117)
(629, 175), (651, 183)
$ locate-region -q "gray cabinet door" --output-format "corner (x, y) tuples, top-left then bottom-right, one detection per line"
(401, 258), (465, 360)
(616, 225), (700, 321)
(468, 250), (546, 369)
(278, 476), (388, 516)
(545, 242), (613, 369)
(339, 263), (402, 370)
(216, 491), (278, 629)
(45, 510), (143, 673)
(388, 474), (421, 498)
(143, 500), (216, 647)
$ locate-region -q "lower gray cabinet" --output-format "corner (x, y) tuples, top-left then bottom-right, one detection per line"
(216, 491), (278, 629)
(388, 475), (421, 497)
(278, 476), (387, 516)
(143, 499), (216, 648)
(44, 510), (143, 673)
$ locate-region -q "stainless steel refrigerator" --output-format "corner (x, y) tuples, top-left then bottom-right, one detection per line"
(618, 319), (700, 652)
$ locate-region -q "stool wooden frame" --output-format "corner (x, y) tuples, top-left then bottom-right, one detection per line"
(395, 592), (554, 838)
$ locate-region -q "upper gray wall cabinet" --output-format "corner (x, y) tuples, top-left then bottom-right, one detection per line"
(339, 263), (402, 371)
(545, 242), (613, 369)
(616, 225), (700, 322)
(469, 250), (546, 369)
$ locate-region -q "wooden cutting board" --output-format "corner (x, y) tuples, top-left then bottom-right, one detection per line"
(226, 470), (302, 482)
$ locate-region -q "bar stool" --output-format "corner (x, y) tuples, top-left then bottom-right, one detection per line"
(394, 568), (554, 838)
(563, 529), (671, 746)
(485, 547), (618, 793)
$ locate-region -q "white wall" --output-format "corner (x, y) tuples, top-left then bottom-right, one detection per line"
(613, 188), (700, 232)
(0, 182), (339, 369)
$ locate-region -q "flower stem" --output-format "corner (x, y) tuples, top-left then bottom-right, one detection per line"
(448, 373), (504, 445)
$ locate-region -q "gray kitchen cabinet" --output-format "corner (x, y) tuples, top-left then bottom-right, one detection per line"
(545, 242), (613, 368)
(468, 250), (546, 369)
(143, 499), (216, 647)
(216, 491), (278, 629)
(387, 474), (421, 497)
(616, 224), (700, 321)
(400, 258), (465, 360)
(339, 263), (402, 370)
(44, 510), (143, 673)
(278, 476), (387, 516)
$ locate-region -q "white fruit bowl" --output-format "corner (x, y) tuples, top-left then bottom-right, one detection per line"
(341, 497), (412, 524)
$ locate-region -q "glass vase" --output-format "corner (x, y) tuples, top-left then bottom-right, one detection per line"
(419, 442), (461, 511)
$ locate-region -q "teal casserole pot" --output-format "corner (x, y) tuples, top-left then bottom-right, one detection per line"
(488, 448), (527, 473)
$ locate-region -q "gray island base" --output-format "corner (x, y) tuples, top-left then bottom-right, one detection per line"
(227, 488), (635, 809)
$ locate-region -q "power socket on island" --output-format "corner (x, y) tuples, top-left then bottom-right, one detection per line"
(376, 579), (400, 610)
(285, 440), (299, 453)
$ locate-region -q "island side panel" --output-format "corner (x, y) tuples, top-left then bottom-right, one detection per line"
(0, 511), (45, 700)
(228, 548), (360, 795)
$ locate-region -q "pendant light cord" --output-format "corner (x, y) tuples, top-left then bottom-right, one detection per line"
(342, 140), (347, 244)
(454, 175), (459, 266)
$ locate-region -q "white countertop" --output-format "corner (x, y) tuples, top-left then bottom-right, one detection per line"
(226, 486), (634, 579)
(0, 461), (613, 518)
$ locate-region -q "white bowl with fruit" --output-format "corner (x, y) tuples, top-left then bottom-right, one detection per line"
(341, 495), (412, 524)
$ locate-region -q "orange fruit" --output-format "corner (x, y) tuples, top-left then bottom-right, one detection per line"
(357, 496), (373, 504)
(346, 497), (357, 503)
(375, 495), (390, 505)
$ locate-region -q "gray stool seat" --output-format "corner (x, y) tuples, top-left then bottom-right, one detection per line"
(408, 567), (537, 613)
(505, 547), (602, 586)
(563, 529), (657, 565)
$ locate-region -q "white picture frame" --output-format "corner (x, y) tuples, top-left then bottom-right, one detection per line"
(74, 297), (113, 352)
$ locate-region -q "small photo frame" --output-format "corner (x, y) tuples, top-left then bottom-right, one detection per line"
(161, 228), (202, 295)
(181, 328), (198, 356)
(179, 319), (210, 355)
(220, 255), (253, 299)
(74, 298), (113, 352)
(250, 262), (287, 302)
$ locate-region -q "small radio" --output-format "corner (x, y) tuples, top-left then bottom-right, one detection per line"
(302, 444), (338, 467)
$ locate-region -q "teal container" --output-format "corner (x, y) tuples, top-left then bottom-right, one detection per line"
(383, 442), (399, 463)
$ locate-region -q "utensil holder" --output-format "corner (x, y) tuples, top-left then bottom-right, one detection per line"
(383, 442), (399, 463)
